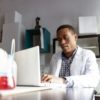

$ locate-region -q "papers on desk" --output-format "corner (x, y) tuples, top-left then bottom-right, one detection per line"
(0, 86), (50, 96)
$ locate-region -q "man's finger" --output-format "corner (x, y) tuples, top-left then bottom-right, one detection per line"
(41, 74), (48, 81)
(43, 75), (52, 82)
(41, 74), (53, 82)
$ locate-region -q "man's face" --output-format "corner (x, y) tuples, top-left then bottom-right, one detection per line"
(57, 28), (77, 54)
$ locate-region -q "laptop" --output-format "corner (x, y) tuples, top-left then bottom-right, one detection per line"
(15, 46), (41, 86)
(15, 46), (66, 88)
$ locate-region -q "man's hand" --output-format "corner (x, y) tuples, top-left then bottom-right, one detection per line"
(41, 74), (66, 84)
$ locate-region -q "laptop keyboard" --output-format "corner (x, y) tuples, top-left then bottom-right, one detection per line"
(40, 82), (67, 88)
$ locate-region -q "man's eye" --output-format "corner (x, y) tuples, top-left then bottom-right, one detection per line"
(65, 36), (70, 41)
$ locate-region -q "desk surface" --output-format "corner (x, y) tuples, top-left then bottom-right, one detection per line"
(0, 88), (95, 100)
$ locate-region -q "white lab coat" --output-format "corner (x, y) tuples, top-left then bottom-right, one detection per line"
(50, 46), (100, 87)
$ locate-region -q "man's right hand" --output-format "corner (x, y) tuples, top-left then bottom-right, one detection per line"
(41, 74), (66, 84)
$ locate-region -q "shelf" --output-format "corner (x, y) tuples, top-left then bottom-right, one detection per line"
(82, 46), (97, 49)
(78, 34), (100, 58)
(25, 28), (51, 53)
(78, 34), (100, 38)
(53, 34), (100, 58)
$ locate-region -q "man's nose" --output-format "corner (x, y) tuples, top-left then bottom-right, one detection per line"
(61, 39), (67, 44)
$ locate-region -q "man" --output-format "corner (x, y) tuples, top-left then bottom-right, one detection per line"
(42, 24), (100, 87)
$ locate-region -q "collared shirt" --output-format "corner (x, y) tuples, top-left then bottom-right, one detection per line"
(59, 47), (77, 77)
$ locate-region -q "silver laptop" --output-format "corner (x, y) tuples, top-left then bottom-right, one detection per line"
(15, 46), (67, 88)
(15, 46), (41, 86)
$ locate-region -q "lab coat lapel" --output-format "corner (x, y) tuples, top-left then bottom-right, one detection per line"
(55, 52), (62, 77)
(70, 47), (83, 75)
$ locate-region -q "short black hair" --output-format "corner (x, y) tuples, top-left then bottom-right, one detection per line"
(56, 24), (76, 34)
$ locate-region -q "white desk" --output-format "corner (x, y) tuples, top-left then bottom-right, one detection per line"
(0, 88), (94, 100)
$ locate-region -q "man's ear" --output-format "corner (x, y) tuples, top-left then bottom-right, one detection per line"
(75, 34), (78, 41)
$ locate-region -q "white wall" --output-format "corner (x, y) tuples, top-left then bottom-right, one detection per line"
(0, 0), (100, 69)
(0, 0), (100, 40)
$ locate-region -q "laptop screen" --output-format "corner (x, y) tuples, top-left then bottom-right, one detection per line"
(15, 46), (41, 86)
